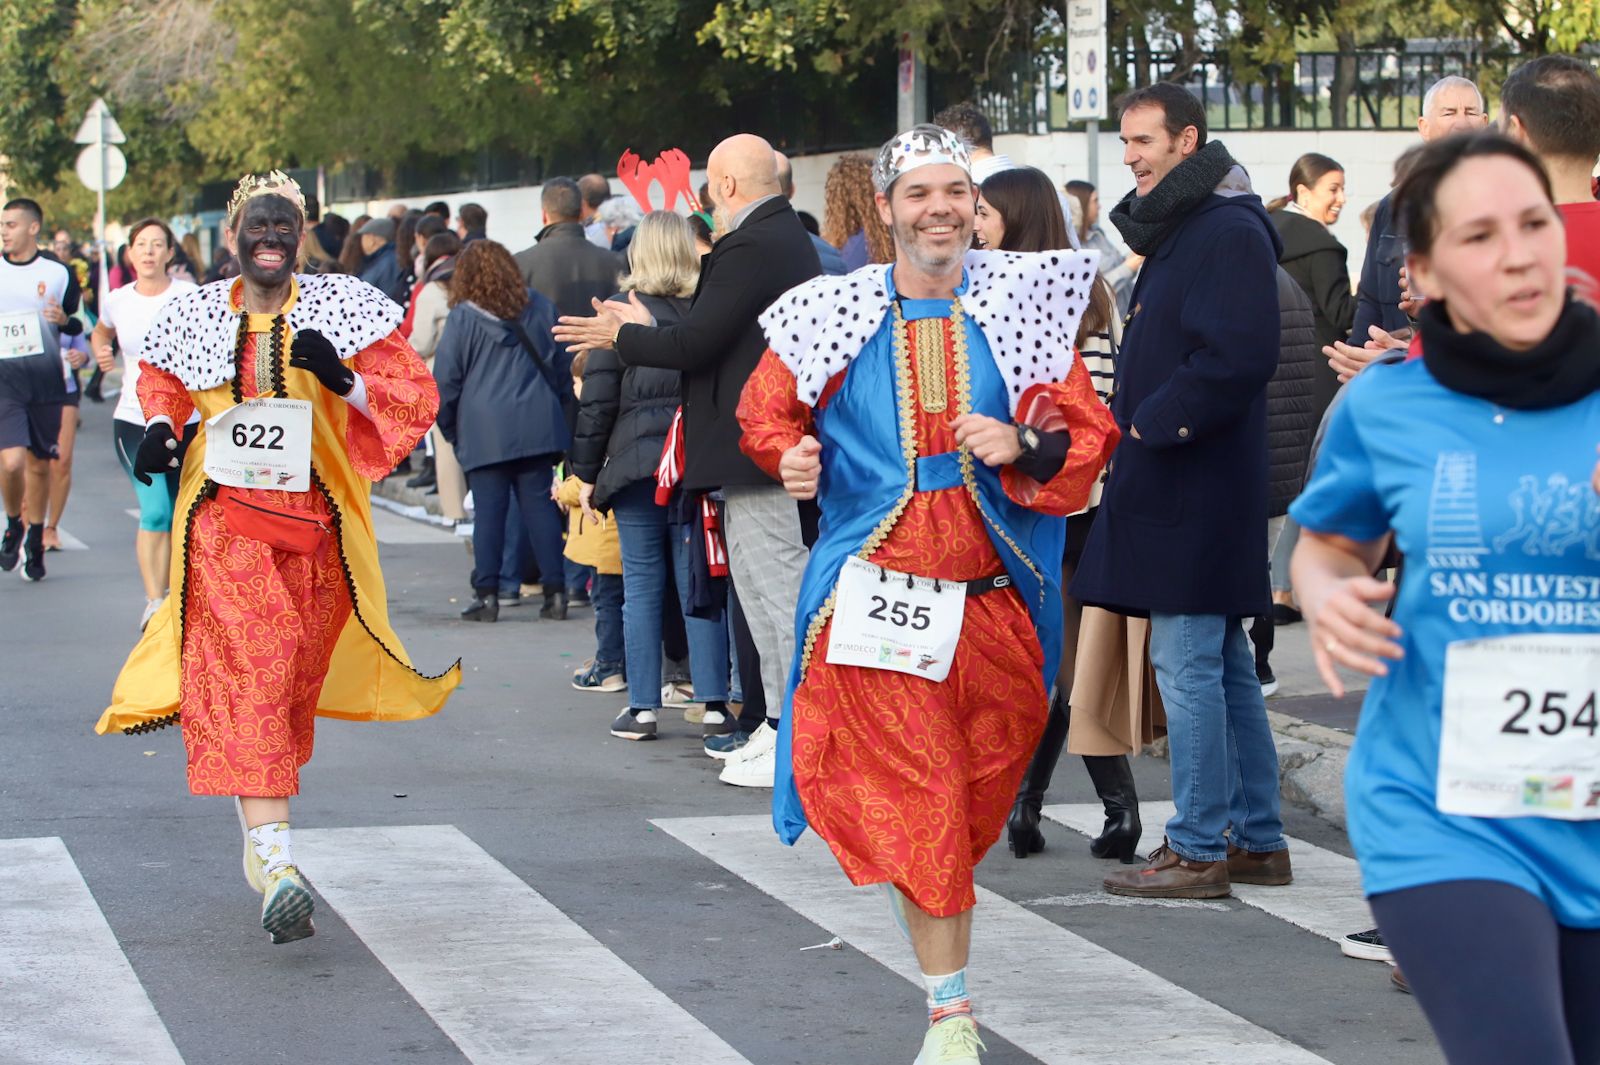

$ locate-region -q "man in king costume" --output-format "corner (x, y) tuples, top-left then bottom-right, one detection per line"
(97, 172), (460, 945)
(737, 127), (1119, 1064)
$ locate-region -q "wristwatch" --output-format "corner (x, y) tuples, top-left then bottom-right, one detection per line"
(1016, 424), (1041, 459)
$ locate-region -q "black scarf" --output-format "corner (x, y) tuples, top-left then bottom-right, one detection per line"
(1419, 296), (1600, 410)
(1109, 141), (1239, 255)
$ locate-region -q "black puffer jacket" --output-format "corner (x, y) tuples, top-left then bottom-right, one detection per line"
(569, 293), (692, 510)
(1267, 266), (1320, 516)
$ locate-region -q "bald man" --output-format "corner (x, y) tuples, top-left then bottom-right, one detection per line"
(554, 134), (822, 782)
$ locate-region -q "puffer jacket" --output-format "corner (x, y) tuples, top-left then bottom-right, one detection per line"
(1267, 266), (1320, 516)
(569, 293), (692, 510)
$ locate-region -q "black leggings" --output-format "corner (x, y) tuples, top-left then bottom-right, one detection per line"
(1370, 879), (1600, 1065)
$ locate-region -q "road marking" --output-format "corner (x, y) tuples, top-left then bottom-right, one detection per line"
(0, 837), (183, 1065)
(297, 825), (751, 1065)
(655, 815), (1334, 1065)
(1023, 892), (1231, 911)
(1043, 802), (1374, 945)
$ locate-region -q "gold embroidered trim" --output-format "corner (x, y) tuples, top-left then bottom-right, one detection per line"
(797, 302), (921, 677)
(911, 317), (948, 413)
(950, 303), (1045, 608)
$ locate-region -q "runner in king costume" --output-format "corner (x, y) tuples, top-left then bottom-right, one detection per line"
(737, 127), (1119, 1064)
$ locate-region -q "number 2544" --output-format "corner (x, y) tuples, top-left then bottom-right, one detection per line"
(1501, 689), (1600, 737)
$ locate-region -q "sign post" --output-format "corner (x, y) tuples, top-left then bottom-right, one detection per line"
(73, 98), (127, 311)
(1066, 0), (1108, 193)
(897, 32), (927, 130)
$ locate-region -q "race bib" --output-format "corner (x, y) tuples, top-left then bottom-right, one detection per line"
(1437, 634), (1600, 820)
(825, 557), (966, 683)
(0, 310), (44, 359)
(204, 398), (313, 493)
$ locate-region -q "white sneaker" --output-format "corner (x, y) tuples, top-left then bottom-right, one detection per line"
(139, 596), (165, 632)
(725, 720), (776, 765)
(720, 744), (775, 788)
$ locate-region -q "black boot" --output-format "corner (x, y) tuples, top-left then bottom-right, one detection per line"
(1082, 754), (1141, 863)
(1006, 689), (1069, 858)
(540, 589), (568, 620)
(406, 455), (436, 490)
(460, 592), (498, 622)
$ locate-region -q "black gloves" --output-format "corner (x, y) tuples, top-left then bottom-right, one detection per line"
(132, 421), (180, 486)
(288, 329), (354, 396)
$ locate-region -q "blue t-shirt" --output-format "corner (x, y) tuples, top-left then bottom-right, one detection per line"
(1292, 358), (1600, 926)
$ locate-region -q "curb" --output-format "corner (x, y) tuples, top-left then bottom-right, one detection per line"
(1143, 708), (1351, 829)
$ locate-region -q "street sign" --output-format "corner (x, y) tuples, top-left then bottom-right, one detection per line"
(73, 98), (126, 145)
(75, 145), (126, 192)
(1067, 0), (1107, 122)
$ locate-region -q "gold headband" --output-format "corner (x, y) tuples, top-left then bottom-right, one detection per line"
(226, 170), (306, 223)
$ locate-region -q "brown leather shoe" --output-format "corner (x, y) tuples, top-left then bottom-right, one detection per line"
(1103, 839), (1231, 898)
(1390, 967), (1410, 994)
(1227, 843), (1293, 885)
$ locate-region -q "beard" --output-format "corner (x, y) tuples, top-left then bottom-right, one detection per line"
(891, 213), (970, 275)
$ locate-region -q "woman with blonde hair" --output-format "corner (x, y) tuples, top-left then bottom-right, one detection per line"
(567, 211), (732, 741)
(821, 154), (893, 270)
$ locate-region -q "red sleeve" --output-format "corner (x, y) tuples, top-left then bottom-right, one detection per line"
(1002, 356), (1120, 514)
(345, 330), (440, 480)
(135, 361), (194, 427)
(736, 349), (816, 481)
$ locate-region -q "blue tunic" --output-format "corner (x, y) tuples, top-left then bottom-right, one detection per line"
(1292, 359), (1600, 926)
(773, 267), (1068, 844)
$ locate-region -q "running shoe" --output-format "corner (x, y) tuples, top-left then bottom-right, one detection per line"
(1341, 927), (1393, 962)
(139, 598), (165, 632)
(0, 520), (18, 572)
(610, 708), (658, 740)
(1258, 668), (1279, 698)
(235, 798), (266, 895)
(20, 529), (44, 582)
(260, 866), (315, 944)
(914, 1016), (986, 1064)
(719, 744), (775, 788)
(572, 661), (626, 693)
(704, 730), (751, 761)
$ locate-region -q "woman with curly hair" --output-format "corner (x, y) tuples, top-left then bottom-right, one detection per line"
(821, 154), (894, 269)
(433, 240), (572, 622)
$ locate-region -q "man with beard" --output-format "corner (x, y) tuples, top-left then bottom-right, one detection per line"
(97, 171), (460, 945)
(554, 134), (821, 784)
(736, 126), (1118, 1064)
(1073, 84), (1291, 899)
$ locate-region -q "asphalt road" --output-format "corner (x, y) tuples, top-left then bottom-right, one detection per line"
(0, 399), (1441, 1065)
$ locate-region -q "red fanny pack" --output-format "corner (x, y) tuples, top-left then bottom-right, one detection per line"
(215, 485), (331, 554)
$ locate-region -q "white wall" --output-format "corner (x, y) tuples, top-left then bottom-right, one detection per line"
(335, 128), (1419, 273)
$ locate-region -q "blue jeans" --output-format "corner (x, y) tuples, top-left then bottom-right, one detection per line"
(565, 558), (595, 598)
(467, 457), (565, 597)
(1148, 612), (1286, 862)
(611, 480), (729, 711)
(500, 498), (530, 598)
(591, 572), (624, 667)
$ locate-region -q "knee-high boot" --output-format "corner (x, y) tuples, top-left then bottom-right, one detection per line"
(1006, 687), (1070, 858)
(1082, 754), (1142, 863)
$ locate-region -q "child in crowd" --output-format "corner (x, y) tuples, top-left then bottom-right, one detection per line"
(558, 352), (626, 692)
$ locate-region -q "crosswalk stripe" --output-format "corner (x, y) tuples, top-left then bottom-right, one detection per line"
(296, 825), (752, 1065)
(654, 814), (1335, 1065)
(1042, 803), (1374, 945)
(0, 837), (184, 1065)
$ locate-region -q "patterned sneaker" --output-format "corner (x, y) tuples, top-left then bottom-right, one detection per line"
(260, 866), (315, 944)
(610, 708), (658, 740)
(235, 799), (265, 895)
(572, 661), (626, 693)
(914, 1016), (986, 1064)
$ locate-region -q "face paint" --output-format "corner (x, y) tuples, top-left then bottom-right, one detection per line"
(233, 194), (302, 288)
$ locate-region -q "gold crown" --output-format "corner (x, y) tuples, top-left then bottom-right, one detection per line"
(226, 170), (306, 223)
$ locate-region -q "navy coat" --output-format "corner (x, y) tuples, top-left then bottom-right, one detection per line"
(1072, 192), (1282, 618)
(433, 291), (572, 473)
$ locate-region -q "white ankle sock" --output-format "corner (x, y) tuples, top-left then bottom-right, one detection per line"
(248, 821), (294, 876)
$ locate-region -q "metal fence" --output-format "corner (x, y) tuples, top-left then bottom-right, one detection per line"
(972, 47), (1530, 135)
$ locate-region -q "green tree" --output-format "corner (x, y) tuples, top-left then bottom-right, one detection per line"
(0, 0), (78, 192)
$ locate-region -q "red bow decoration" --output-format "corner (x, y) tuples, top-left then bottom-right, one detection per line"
(617, 148), (701, 214)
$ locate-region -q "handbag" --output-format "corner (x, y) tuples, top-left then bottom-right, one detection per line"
(510, 321), (578, 431)
(215, 485), (331, 554)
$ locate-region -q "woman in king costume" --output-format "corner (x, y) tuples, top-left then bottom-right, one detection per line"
(98, 172), (460, 945)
